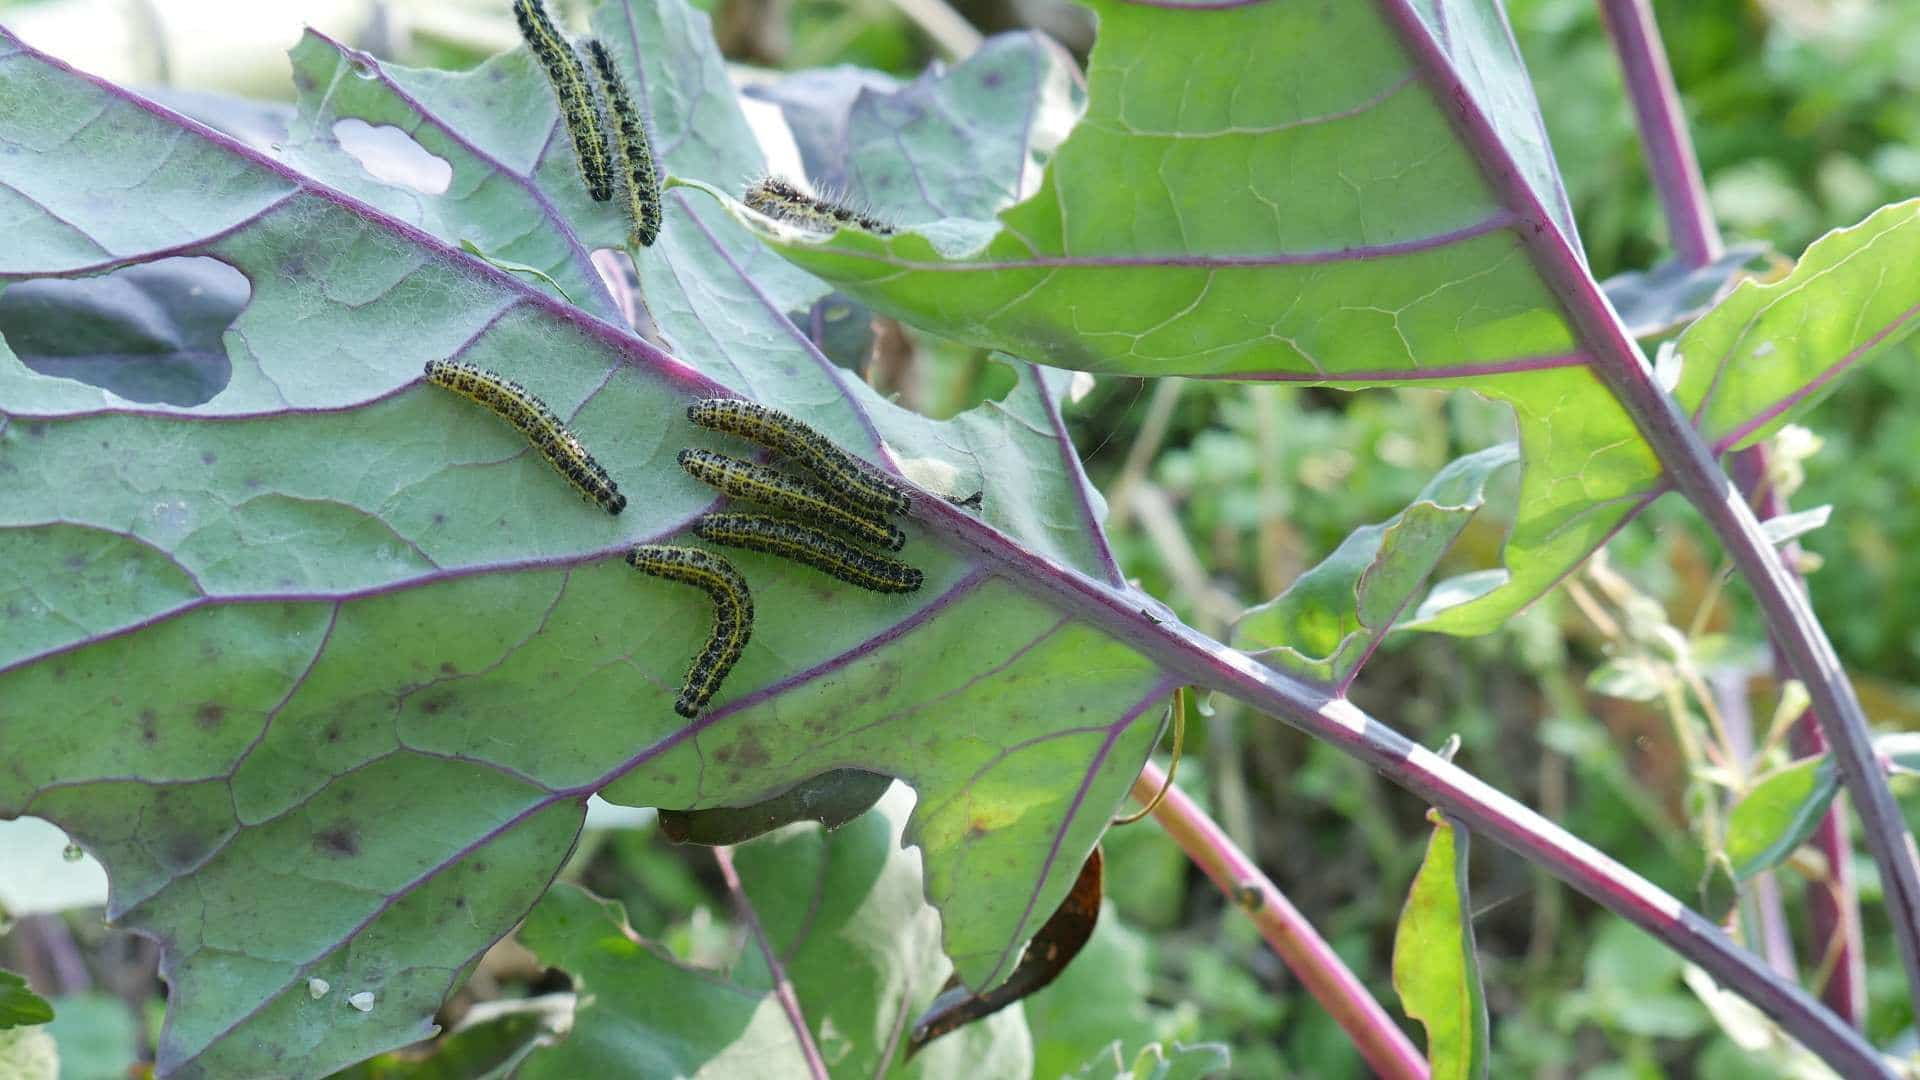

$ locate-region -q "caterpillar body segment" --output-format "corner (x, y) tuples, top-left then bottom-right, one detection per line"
(626, 544), (753, 718)
(694, 513), (923, 595)
(584, 39), (664, 247)
(685, 398), (910, 519)
(513, 0), (613, 202)
(423, 359), (625, 514)
(677, 448), (906, 552)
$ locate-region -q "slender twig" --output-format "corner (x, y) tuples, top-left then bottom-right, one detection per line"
(882, 0), (982, 61)
(1595, 0), (1721, 266)
(1734, 449), (1867, 1018)
(713, 847), (830, 1080)
(1131, 761), (1429, 1080)
(1380, 0), (1920, 1013)
(1598, 0), (1866, 1021)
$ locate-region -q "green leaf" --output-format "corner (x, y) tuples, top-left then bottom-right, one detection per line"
(0, 970), (53, 1030)
(1233, 444), (1513, 686)
(720, 0), (1920, 638)
(0, 7), (1169, 1071)
(41, 993), (135, 1079)
(517, 787), (1031, 1078)
(1071, 1040), (1232, 1080)
(1393, 809), (1489, 1080)
(1723, 757), (1839, 881)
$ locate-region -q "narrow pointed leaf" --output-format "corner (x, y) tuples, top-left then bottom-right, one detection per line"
(1393, 809), (1489, 1080)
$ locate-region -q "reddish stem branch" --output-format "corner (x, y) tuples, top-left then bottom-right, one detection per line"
(713, 846), (830, 1080)
(1599, 0), (1866, 1023)
(1132, 761), (1430, 1080)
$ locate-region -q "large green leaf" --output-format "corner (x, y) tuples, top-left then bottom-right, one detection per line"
(0, 7), (1171, 1072)
(516, 787), (1030, 1077)
(1392, 809), (1489, 1080)
(720, 0), (1920, 637)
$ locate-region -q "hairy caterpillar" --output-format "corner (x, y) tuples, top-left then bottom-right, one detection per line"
(583, 39), (663, 248)
(694, 513), (923, 594)
(744, 176), (895, 237)
(685, 399), (910, 518)
(513, 0), (612, 202)
(678, 448), (906, 552)
(626, 544), (753, 718)
(423, 359), (626, 514)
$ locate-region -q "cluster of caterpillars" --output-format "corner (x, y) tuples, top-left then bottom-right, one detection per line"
(517, 1), (893, 248)
(639, 399), (921, 717)
(423, 360), (922, 717)
(515, 0), (662, 246)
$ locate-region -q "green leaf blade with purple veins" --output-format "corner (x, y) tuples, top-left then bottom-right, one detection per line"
(0, 9), (1172, 1072)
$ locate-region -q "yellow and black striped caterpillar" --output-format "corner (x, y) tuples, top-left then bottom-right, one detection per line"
(744, 176), (895, 237)
(626, 544), (753, 718)
(695, 513), (923, 594)
(513, 0), (612, 203)
(583, 39), (663, 248)
(423, 359), (625, 515)
(686, 398), (910, 519)
(678, 448), (906, 551)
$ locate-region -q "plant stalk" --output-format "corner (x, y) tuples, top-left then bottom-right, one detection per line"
(1598, 0), (1867, 1021)
(923, 491), (1889, 1077)
(1379, 0), (1920, 1017)
(1130, 761), (1429, 1080)
(713, 846), (830, 1080)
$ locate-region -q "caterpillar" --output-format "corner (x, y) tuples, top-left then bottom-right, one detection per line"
(685, 398), (910, 518)
(678, 447), (906, 552)
(694, 513), (923, 595)
(744, 176), (895, 237)
(626, 544), (753, 718)
(424, 359), (626, 515)
(513, 0), (613, 202)
(583, 39), (663, 248)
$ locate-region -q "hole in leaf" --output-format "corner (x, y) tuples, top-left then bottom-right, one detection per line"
(333, 118), (452, 195)
(0, 256), (250, 406)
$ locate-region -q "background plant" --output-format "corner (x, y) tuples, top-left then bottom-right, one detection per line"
(2, 0), (1919, 1077)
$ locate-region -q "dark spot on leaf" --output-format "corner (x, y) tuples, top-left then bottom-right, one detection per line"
(314, 825), (359, 857)
(64, 553), (87, 571)
(438, 662), (456, 675)
(982, 70), (1004, 89)
(452, 896), (466, 909)
(201, 451), (217, 465)
(27, 424), (46, 438)
(195, 703), (225, 730)
(422, 695), (451, 715)
(140, 710), (159, 743)
(431, 512), (446, 526)
(323, 722), (343, 744)
(473, 861), (489, 874)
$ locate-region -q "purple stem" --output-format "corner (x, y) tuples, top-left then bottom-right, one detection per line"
(1595, 0), (1721, 267)
(713, 846), (830, 1080)
(915, 493), (1887, 1076)
(1599, 0), (1866, 1023)
(1131, 761), (1428, 1080)
(1377, 0), (1920, 1017)
(1732, 450), (1868, 1020)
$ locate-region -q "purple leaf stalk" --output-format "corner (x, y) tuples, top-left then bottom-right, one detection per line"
(1598, 0), (1867, 1023)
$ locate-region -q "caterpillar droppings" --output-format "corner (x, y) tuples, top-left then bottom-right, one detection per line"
(678, 447), (906, 552)
(513, 0), (612, 202)
(744, 175), (895, 237)
(694, 513), (923, 595)
(685, 398), (910, 518)
(626, 544), (753, 718)
(424, 359), (625, 515)
(584, 39), (663, 247)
